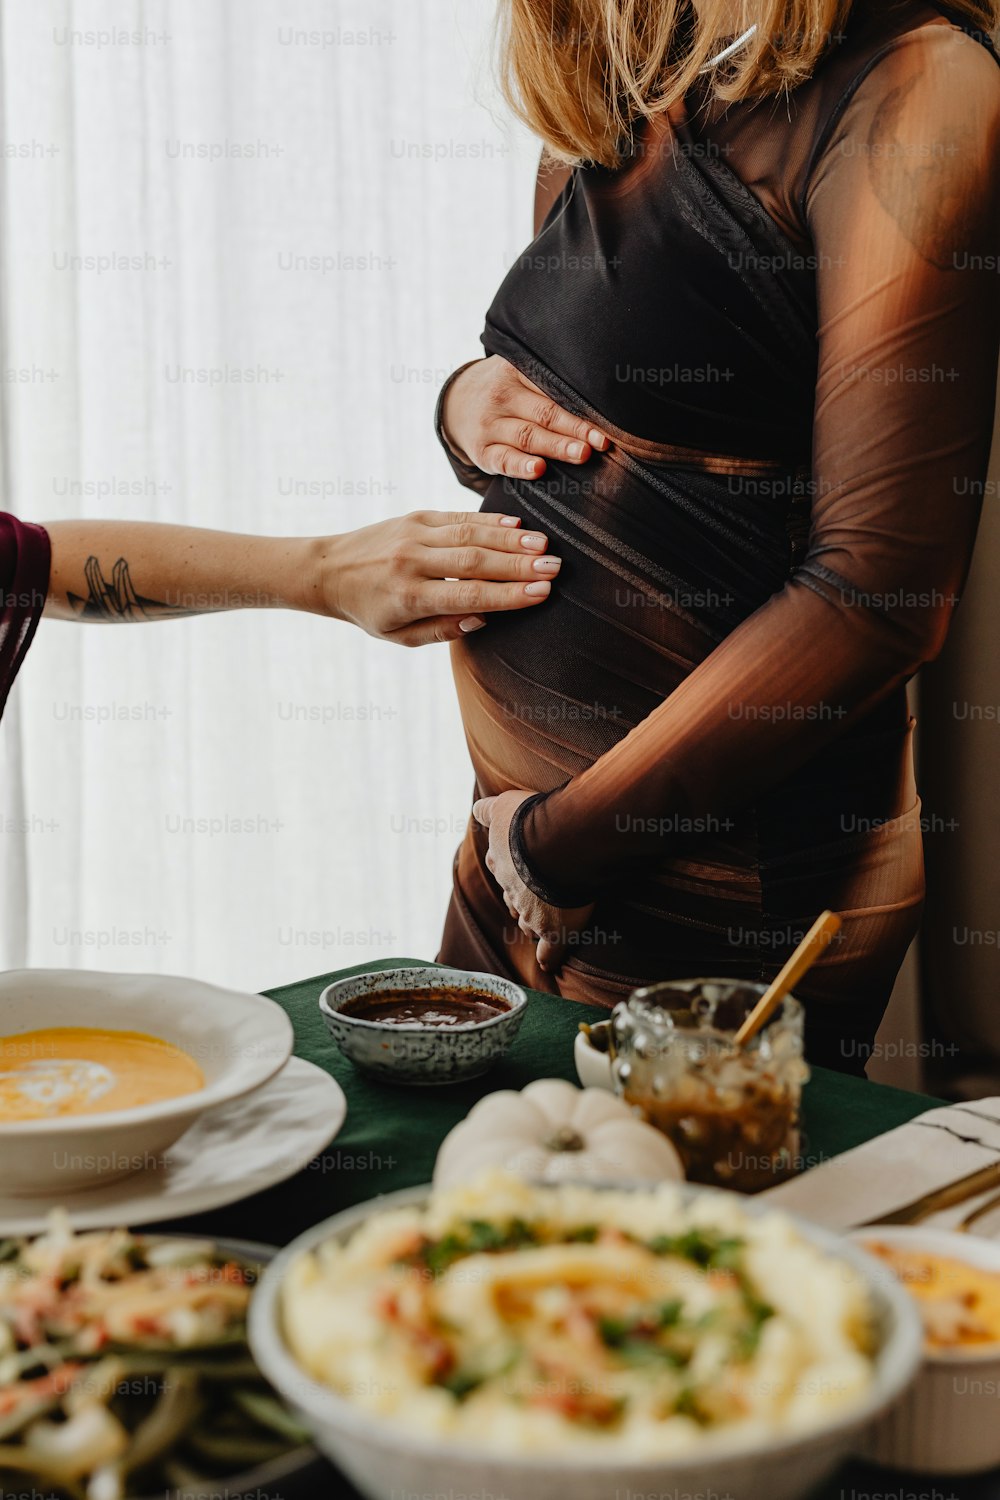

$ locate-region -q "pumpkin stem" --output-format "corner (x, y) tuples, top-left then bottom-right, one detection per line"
(545, 1125), (585, 1153)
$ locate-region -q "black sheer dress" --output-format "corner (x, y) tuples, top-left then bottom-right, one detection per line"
(437, 0), (1000, 1071)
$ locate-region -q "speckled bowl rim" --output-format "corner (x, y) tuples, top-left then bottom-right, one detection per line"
(318, 967), (528, 1035)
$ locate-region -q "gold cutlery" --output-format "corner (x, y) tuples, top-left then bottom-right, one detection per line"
(857, 1160), (1000, 1228)
(957, 1186), (1000, 1233)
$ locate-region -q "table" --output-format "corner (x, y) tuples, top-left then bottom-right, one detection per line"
(156, 959), (998, 1500)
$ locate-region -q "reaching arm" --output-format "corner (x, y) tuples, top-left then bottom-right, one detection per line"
(44, 521), (320, 622)
(511, 27), (1000, 903)
(41, 512), (559, 645)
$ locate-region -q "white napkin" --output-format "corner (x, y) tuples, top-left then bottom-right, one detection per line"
(759, 1098), (1000, 1233)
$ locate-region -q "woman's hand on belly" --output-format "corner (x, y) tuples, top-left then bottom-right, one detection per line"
(441, 356), (609, 482)
(473, 789), (595, 973)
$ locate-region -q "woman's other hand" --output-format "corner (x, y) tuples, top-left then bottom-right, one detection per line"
(441, 356), (609, 480)
(473, 789), (595, 973)
(322, 510), (561, 646)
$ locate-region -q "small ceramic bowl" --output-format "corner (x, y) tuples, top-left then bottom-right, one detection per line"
(851, 1225), (1000, 1474)
(318, 967), (528, 1085)
(574, 1020), (615, 1091)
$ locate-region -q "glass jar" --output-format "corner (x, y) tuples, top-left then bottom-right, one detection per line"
(610, 978), (809, 1192)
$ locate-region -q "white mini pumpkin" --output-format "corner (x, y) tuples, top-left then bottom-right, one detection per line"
(433, 1077), (684, 1188)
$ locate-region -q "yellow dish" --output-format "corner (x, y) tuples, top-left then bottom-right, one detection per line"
(0, 1027), (204, 1121)
(861, 1239), (1000, 1350)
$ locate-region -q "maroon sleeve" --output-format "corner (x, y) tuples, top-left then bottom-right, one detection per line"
(0, 514), (51, 718)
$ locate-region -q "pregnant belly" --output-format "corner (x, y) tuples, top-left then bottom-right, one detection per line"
(452, 452), (798, 800)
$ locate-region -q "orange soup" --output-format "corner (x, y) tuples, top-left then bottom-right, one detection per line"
(0, 1028), (204, 1121)
(863, 1240), (1000, 1350)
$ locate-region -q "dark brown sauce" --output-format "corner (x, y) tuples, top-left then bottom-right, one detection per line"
(633, 1073), (800, 1193)
(342, 987), (510, 1028)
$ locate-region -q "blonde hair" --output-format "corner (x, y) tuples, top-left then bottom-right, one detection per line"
(496, 0), (1000, 167)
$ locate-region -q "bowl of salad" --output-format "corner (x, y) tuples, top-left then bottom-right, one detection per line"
(0, 1217), (325, 1500)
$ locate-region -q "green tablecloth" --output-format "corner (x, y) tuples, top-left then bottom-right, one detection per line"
(158, 960), (999, 1500)
(156, 957), (943, 1246)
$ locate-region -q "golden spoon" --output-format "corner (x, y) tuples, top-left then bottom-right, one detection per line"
(733, 909), (842, 1048)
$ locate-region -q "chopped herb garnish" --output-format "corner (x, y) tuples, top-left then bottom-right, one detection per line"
(657, 1298), (684, 1327)
(402, 1218), (542, 1276)
(616, 1339), (689, 1368)
(733, 1289), (775, 1358)
(565, 1225), (600, 1243)
(675, 1385), (712, 1424)
(646, 1229), (745, 1270)
(597, 1315), (630, 1346)
(597, 1299), (690, 1367)
(439, 1367), (486, 1400)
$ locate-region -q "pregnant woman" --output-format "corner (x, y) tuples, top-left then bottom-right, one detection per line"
(435, 0), (1000, 1071)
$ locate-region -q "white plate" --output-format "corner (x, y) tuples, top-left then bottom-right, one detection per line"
(0, 1055), (346, 1235)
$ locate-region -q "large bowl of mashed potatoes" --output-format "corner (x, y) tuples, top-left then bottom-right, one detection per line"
(249, 1171), (922, 1500)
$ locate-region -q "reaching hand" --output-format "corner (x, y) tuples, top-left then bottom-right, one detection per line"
(322, 510), (561, 645)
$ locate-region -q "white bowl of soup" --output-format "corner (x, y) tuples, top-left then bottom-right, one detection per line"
(851, 1226), (1000, 1473)
(0, 969), (294, 1194)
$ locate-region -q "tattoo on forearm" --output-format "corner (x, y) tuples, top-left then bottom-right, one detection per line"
(66, 555), (195, 622)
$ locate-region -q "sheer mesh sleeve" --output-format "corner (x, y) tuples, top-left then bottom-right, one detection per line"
(433, 359), (495, 496)
(514, 27), (1000, 902)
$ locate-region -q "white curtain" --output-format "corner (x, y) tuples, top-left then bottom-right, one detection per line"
(0, 0), (536, 991)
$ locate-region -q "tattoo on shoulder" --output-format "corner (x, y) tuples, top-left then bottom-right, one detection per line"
(866, 74), (977, 272)
(66, 555), (195, 622)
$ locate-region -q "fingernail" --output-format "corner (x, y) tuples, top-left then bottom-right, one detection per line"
(524, 580), (551, 597)
(533, 556), (561, 574)
(520, 533), (546, 552)
(526, 458), (543, 476)
(499, 516), (521, 527)
(588, 428), (609, 449)
(459, 616), (486, 632)
(568, 441), (584, 460)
